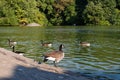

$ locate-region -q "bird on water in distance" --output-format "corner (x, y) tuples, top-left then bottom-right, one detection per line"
(80, 41), (90, 47)
(41, 44), (64, 67)
(41, 40), (52, 47)
(8, 39), (17, 48)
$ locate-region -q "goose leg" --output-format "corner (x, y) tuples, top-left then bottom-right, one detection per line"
(53, 61), (57, 67)
(12, 46), (15, 52)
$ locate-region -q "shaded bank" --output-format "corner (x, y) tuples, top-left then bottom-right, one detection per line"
(0, 48), (91, 80)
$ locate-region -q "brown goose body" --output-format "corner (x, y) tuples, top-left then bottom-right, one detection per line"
(42, 44), (64, 67)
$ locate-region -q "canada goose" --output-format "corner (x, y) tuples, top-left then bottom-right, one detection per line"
(41, 40), (52, 47)
(12, 46), (24, 56)
(80, 42), (90, 47)
(8, 39), (17, 48)
(41, 44), (64, 67)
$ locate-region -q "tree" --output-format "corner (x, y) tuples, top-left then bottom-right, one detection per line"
(0, 0), (18, 25)
(62, 1), (76, 25)
(116, 0), (120, 9)
(75, 0), (88, 25)
(82, 1), (110, 25)
(37, 0), (76, 26)
(81, 0), (118, 25)
(0, 0), (48, 26)
(110, 9), (120, 25)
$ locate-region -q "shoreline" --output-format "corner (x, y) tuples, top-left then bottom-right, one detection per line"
(0, 47), (93, 80)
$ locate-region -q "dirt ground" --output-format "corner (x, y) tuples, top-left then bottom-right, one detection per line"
(0, 47), (92, 80)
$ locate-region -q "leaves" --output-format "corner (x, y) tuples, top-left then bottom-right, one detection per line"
(0, 0), (47, 26)
(0, 0), (120, 26)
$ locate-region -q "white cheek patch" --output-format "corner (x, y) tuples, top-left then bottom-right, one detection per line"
(14, 42), (17, 44)
(87, 44), (90, 46)
(46, 57), (56, 61)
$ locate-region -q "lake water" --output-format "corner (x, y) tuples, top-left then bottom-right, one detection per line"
(0, 26), (120, 80)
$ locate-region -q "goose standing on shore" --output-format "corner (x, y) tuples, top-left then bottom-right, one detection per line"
(8, 39), (24, 56)
(8, 39), (17, 48)
(41, 44), (64, 67)
(41, 40), (52, 47)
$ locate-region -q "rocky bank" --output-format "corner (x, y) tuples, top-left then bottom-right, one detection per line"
(0, 47), (91, 80)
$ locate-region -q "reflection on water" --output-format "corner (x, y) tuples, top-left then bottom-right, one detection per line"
(0, 26), (120, 80)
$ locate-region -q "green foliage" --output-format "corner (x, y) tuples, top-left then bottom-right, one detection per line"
(0, 0), (48, 26)
(81, 0), (120, 26)
(37, 0), (76, 25)
(63, 1), (76, 25)
(99, 20), (111, 26)
(83, 2), (105, 25)
(0, 0), (18, 25)
(116, 0), (120, 9)
(75, 0), (88, 25)
(0, 0), (120, 26)
(110, 9), (120, 25)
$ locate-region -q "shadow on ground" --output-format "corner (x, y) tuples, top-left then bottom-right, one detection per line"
(0, 65), (84, 80)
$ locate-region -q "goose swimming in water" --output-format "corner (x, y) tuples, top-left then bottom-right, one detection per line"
(41, 40), (52, 47)
(80, 41), (90, 47)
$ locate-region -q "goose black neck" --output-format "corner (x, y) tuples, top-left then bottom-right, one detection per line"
(8, 39), (10, 42)
(59, 44), (63, 51)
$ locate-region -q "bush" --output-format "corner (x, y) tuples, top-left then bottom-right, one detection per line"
(99, 20), (111, 26)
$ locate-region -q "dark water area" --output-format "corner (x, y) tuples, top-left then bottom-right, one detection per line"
(0, 26), (120, 80)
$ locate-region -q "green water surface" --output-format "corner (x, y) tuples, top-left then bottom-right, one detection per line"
(0, 26), (120, 80)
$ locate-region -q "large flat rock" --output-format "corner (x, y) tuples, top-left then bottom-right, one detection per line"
(0, 48), (91, 80)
